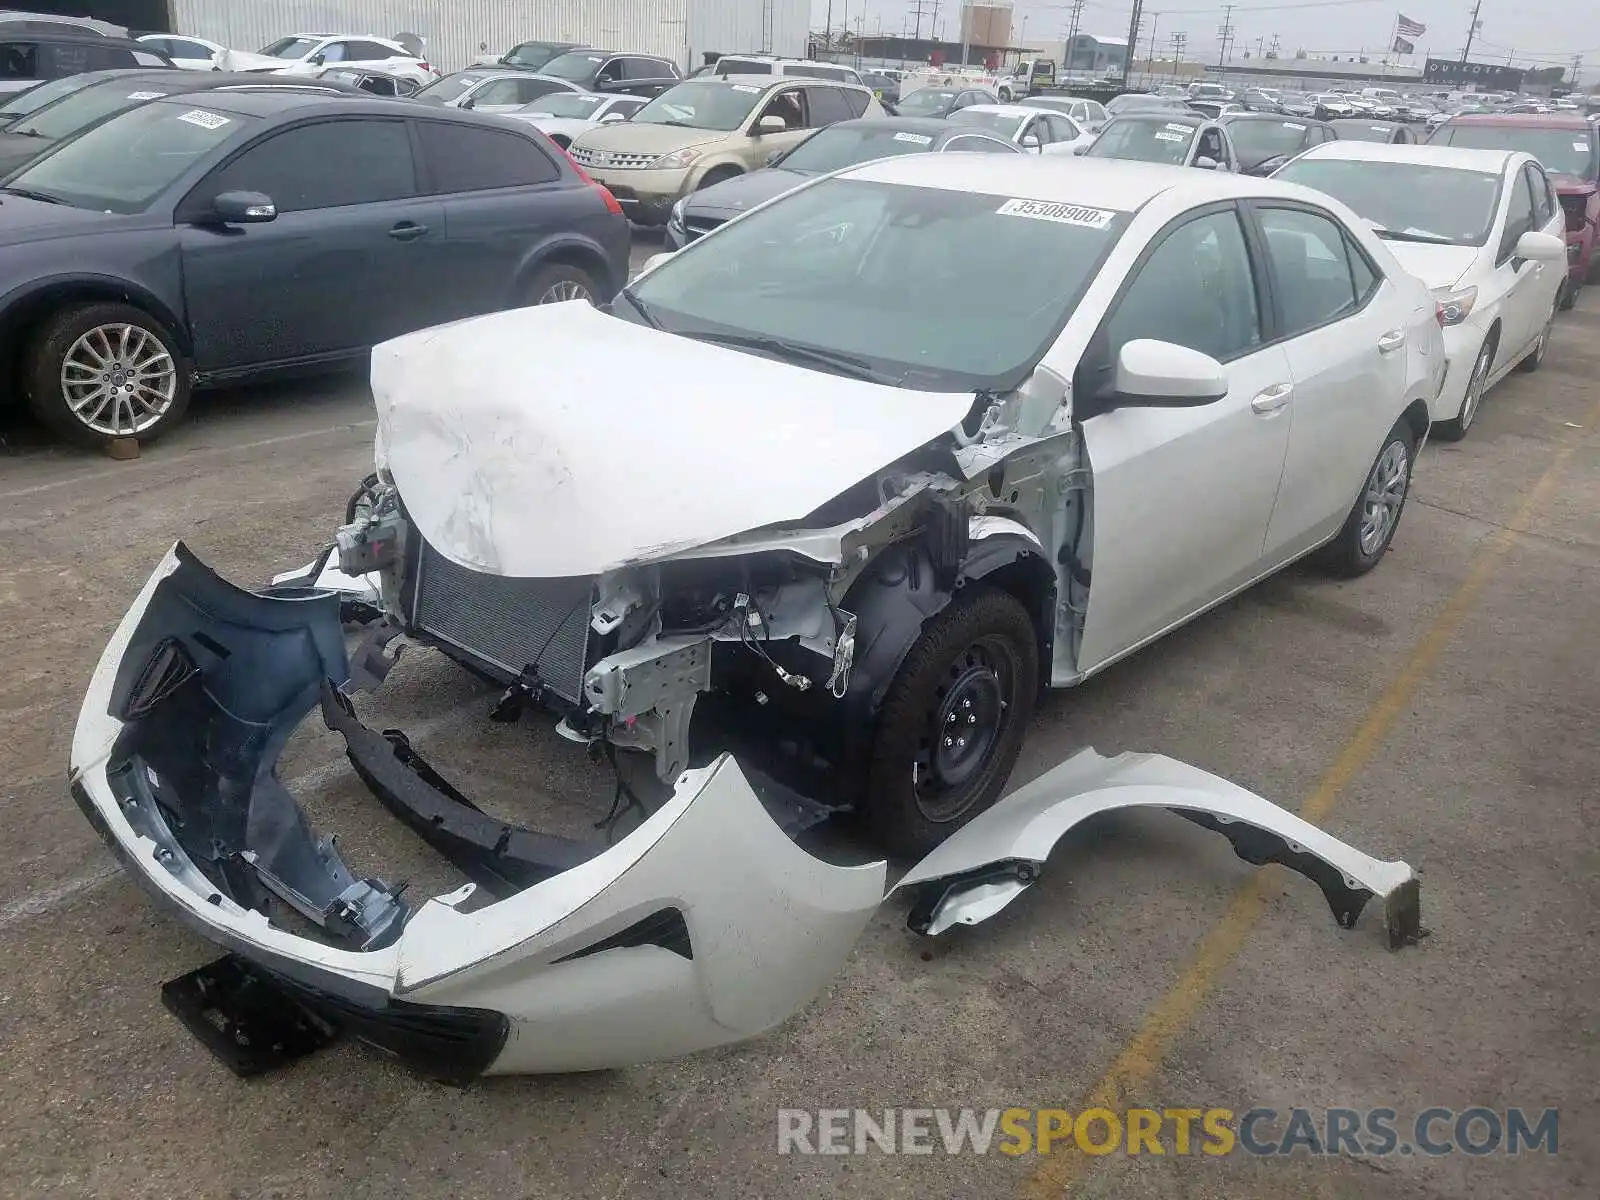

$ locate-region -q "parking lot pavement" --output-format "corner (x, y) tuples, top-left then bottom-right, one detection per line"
(0, 293), (1594, 1199)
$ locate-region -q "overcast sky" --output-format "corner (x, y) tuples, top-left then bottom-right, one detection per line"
(810, 1), (1598, 75)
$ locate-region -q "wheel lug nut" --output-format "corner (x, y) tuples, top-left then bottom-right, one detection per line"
(943, 737), (953, 747)
(967, 714), (976, 723)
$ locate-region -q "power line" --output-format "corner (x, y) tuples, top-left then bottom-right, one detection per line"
(1216, 3), (1237, 69)
(1460, 0), (1483, 72)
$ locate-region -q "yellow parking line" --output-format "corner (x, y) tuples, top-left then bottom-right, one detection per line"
(1021, 395), (1600, 1200)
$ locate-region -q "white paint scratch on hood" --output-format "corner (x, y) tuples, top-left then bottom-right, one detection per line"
(371, 303), (976, 578)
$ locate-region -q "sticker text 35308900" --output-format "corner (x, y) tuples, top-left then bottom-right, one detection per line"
(994, 199), (1118, 229)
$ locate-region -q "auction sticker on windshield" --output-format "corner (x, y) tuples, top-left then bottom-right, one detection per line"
(1154, 130), (1185, 142)
(177, 109), (230, 130)
(995, 198), (1117, 229)
(1282, 121), (1305, 130)
(1165, 123), (1190, 132)
(127, 90), (167, 100)
(732, 84), (760, 93)
(893, 132), (933, 144)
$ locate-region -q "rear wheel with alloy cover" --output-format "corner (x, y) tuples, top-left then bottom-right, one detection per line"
(526, 262), (599, 305)
(865, 587), (1039, 858)
(25, 301), (189, 448)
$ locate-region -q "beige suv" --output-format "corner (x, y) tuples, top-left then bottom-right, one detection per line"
(568, 75), (883, 225)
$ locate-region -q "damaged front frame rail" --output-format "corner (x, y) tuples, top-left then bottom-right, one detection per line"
(70, 543), (1423, 1083)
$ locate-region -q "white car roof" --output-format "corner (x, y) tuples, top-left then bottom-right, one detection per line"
(1293, 141), (1519, 174)
(840, 154), (1338, 210)
(957, 104), (1060, 118)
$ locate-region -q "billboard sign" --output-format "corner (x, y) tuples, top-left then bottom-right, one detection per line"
(1423, 57), (1526, 89)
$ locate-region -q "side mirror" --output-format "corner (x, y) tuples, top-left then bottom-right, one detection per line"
(1194, 155), (1220, 170)
(211, 191), (277, 224)
(1514, 230), (1566, 263)
(307, 53), (325, 66)
(755, 114), (787, 134)
(1113, 339), (1228, 407)
(1021, 133), (1041, 151)
(641, 251), (677, 273)
(600, 111), (627, 122)
(1072, 143), (1089, 156)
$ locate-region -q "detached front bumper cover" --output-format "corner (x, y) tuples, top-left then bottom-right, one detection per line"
(71, 544), (1424, 1082)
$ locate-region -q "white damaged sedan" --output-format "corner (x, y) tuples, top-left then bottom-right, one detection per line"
(72, 157), (1437, 1081)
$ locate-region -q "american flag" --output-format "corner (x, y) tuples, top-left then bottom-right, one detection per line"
(1396, 14), (1427, 39)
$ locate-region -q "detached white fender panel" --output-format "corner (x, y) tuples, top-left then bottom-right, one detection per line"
(892, 749), (1422, 949)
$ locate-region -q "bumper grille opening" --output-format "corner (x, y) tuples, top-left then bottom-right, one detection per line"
(412, 542), (594, 705)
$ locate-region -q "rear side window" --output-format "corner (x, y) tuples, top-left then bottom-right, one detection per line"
(1525, 163), (1554, 227)
(802, 85), (852, 126)
(945, 134), (1014, 153)
(717, 59), (768, 75)
(205, 118), (416, 212)
(131, 49), (169, 67)
(1257, 206), (1368, 335)
(415, 121), (559, 192)
(348, 41), (399, 60)
(624, 57), (672, 80)
(0, 41), (38, 80)
(839, 87), (869, 118)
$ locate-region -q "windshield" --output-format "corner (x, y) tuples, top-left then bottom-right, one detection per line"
(1275, 158), (1501, 246)
(1226, 118), (1312, 165)
(632, 81), (762, 131)
(1088, 118), (1194, 164)
(1337, 122), (1398, 143)
(0, 72), (97, 120)
(525, 92), (607, 118)
(1107, 94), (1180, 114)
(501, 42), (566, 69)
(896, 89), (959, 115)
(5, 101), (252, 213)
(948, 109), (1022, 139)
(539, 51), (607, 81)
(1433, 124), (1597, 178)
(778, 125), (942, 172)
(628, 178), (1128, 391)
(10, 76), (182, 140)
(259, 36), (318, 59)
(415, 73), (483, 103)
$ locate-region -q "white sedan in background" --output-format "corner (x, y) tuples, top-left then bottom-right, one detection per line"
(413, 68), (584, 113)
(946, 103), (1094, 155)
(136, 34), (283, 72)
(1274, 142), (1566, 440)
(503, 90), (647, 146)
(257, 33), (436, 86)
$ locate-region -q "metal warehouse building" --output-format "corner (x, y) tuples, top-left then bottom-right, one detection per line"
(20, 0), (811, 73)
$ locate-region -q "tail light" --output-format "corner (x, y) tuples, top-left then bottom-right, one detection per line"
(554, 141), (624, 215)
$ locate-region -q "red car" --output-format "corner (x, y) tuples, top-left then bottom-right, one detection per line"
(1429, 113), (1600, 308)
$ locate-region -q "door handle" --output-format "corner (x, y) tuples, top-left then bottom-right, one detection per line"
(388, 221), (429, 241)
(1250, 383), (1293, 414)
(1377, 329), (1407, 354)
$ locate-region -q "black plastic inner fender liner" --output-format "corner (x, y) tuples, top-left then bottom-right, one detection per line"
(164, 954), (510, 1085)
(903, 858), (1042, 935)
(1178, 810), (1426, 950)
(553, 907), (694, 962)
(320, 684), (605, 899)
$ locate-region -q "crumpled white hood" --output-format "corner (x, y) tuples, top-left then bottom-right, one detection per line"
(371, 303), (975, 578)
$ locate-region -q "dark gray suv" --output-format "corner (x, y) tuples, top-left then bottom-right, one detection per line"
(0, 90), (629, 447)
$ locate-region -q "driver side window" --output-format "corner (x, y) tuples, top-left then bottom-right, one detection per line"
(756, 88), (806, 130)
(318, 42), (349, 63)
(1497, 169), (1536, 263)
(1103, 208), (1263, 365)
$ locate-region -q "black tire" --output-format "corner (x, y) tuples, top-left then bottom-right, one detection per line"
(1315, 418), (1416, 579)
(864, 587), (1039, 859)
(1517, 303), (1555, 373)
(1558, 277), (1579, 311)
(525, 262), (599, 306)
(25, 301), (189, 449)
(1433, 337), (1493, 442)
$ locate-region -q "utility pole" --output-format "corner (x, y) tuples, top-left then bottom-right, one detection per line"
(1571, 54), (1584, 89)
(824, 0), (832, 56)
(1216, 4), (1236, 69)
(1459, 0), (1482, 73)
(1147, 13), (1161, 73)
(1268, 33), (1281, 59)
(1124, 0), (1145, 82)
(1170, 30), (1186, 78)
(908, 0), (934, 46)
(1065, 0), (1085, 77)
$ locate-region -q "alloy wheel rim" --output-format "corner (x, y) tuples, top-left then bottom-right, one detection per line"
(913, 635), (1017, 823)
(538, 280), (592, 304)
(60, 323), (177, 437)
(1460, 348), (1491, 431)
(1358, 439), (1410, 557)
